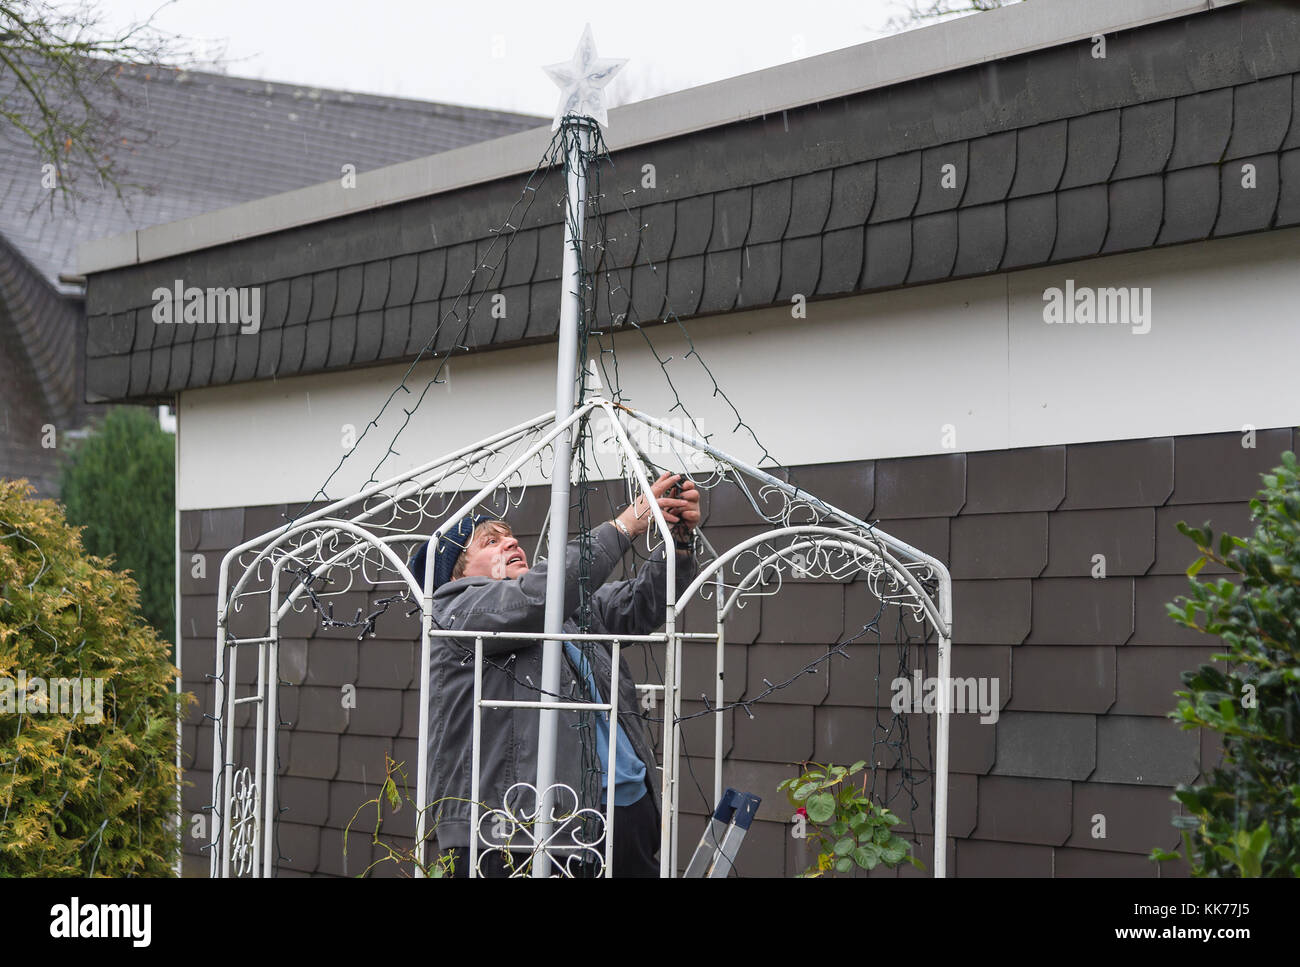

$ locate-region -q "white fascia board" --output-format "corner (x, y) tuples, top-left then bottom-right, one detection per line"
(77, 0), (1239, 276)
(79, 231), (138, 276)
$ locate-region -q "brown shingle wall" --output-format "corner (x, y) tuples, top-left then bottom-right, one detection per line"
(179, 425), (1296, 877)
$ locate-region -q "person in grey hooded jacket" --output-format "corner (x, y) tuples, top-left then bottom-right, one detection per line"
(417, 470), (700, 876)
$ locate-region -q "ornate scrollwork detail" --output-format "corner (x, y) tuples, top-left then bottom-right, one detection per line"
(475, 782), (606, 878)
(228, 766), (259, 878)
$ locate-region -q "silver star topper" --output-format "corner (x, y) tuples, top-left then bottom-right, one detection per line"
(543, 24), (627, 131)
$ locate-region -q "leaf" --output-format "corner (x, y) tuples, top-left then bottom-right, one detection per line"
(849, 760), (867, 774)
(1187, 556), (1208, 578)
(1243, 822), (1270, 878)
(792, 781), (817, 802)
(834, 856), (853, 874)
(853, 846), (878, 870)
(833, 836), (855, 856)
(806, 792), (835, 824)
(881, 842), (907, 865)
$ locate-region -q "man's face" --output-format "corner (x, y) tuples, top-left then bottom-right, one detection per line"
(458, 524), (529, 581)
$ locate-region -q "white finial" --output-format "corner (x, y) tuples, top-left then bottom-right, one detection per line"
(543, 24), (627, 132)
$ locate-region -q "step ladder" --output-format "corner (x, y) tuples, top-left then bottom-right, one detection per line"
(683, 788), (761, 878)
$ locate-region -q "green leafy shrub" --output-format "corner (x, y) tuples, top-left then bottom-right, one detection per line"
(779, 760), (924, 877)
(60, 406), (174, 639)
(1154, 451), (1300, 876)
(0, 479), (192, 875)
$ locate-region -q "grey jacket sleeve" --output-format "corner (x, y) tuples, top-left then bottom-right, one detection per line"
(437, 521), (631, 655)
(588, 542), (699, 638)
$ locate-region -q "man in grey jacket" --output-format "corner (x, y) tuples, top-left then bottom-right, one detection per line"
(415, 471), (700, 877)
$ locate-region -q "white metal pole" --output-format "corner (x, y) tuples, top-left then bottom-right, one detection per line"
(252, 638), (265, 877)
(534, 115), (594, 877)
(604, 640), (620, 877)
(263, 571), (281, 879)
(933, 574), (953, 878)
(714, 572), (725, 810)
(220, 636), (238, 878)
(415, 548), (436, 878)
(670, 609), (681, 874)
(659, 549), (677, 877)
(210, 563), (229, 878)
(470, 636), (484, 878)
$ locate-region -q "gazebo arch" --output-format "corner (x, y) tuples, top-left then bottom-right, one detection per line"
(207, 398), (953, 877)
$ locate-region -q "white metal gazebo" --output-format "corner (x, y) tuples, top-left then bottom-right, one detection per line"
(208, 27), (952, 880)
(207, 397), (953, 878)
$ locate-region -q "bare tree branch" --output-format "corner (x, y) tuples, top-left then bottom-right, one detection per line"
(884, 0), (1020, 33)
(0, 0), (205, 211)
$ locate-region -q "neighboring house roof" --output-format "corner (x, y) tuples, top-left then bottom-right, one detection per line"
(0, 234), (82, 421)
(0, 57), (542, 495)
(79, 0), (1300, 404)
(0, 234), (82, 495)
(1, 61), (545, 297)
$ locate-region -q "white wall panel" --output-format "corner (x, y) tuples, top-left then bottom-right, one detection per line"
(1007, 230), (1300, 448)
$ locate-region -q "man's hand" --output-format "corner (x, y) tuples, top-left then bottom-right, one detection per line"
(614, 471), (701, 540)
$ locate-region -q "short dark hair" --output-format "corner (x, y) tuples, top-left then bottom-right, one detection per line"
(450, 520), (514, 580)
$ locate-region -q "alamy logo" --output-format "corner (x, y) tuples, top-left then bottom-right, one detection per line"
(890, 671), (999, 724)
(49, 898), (151, 947)
(593, 414), (710, 465)
(1042, 280), (1151, 334)
(0, 672), (104, 724)
(151, 280), (261, 334)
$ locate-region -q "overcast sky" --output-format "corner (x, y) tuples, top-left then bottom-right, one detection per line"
(88, 0), (970, 117)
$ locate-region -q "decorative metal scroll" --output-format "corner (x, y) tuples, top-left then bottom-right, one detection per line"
(474, 782), (607, 878)
(228, 767), (259, 878)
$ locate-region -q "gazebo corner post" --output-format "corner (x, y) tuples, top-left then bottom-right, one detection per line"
(470, 636), (485, 878)
(262, 570), (282, 879)
(714, 570), (725, 812)
(603, 640), (621, 878)
(665, 552), (680, 877)
(415, 546), (437, 878)
(220, 616), (239, 879)
(210, 602), (227, 879)
(932, 567), (954, 878)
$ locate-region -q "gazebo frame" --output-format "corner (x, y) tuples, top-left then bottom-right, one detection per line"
(208, 397), (953, 878)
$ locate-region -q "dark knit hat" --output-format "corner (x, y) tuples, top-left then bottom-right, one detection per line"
(408, 514), (490, 593)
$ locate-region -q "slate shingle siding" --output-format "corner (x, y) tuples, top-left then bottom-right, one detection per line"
(178, 425), (1296, 877)
(88, 4), (1300, 403)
